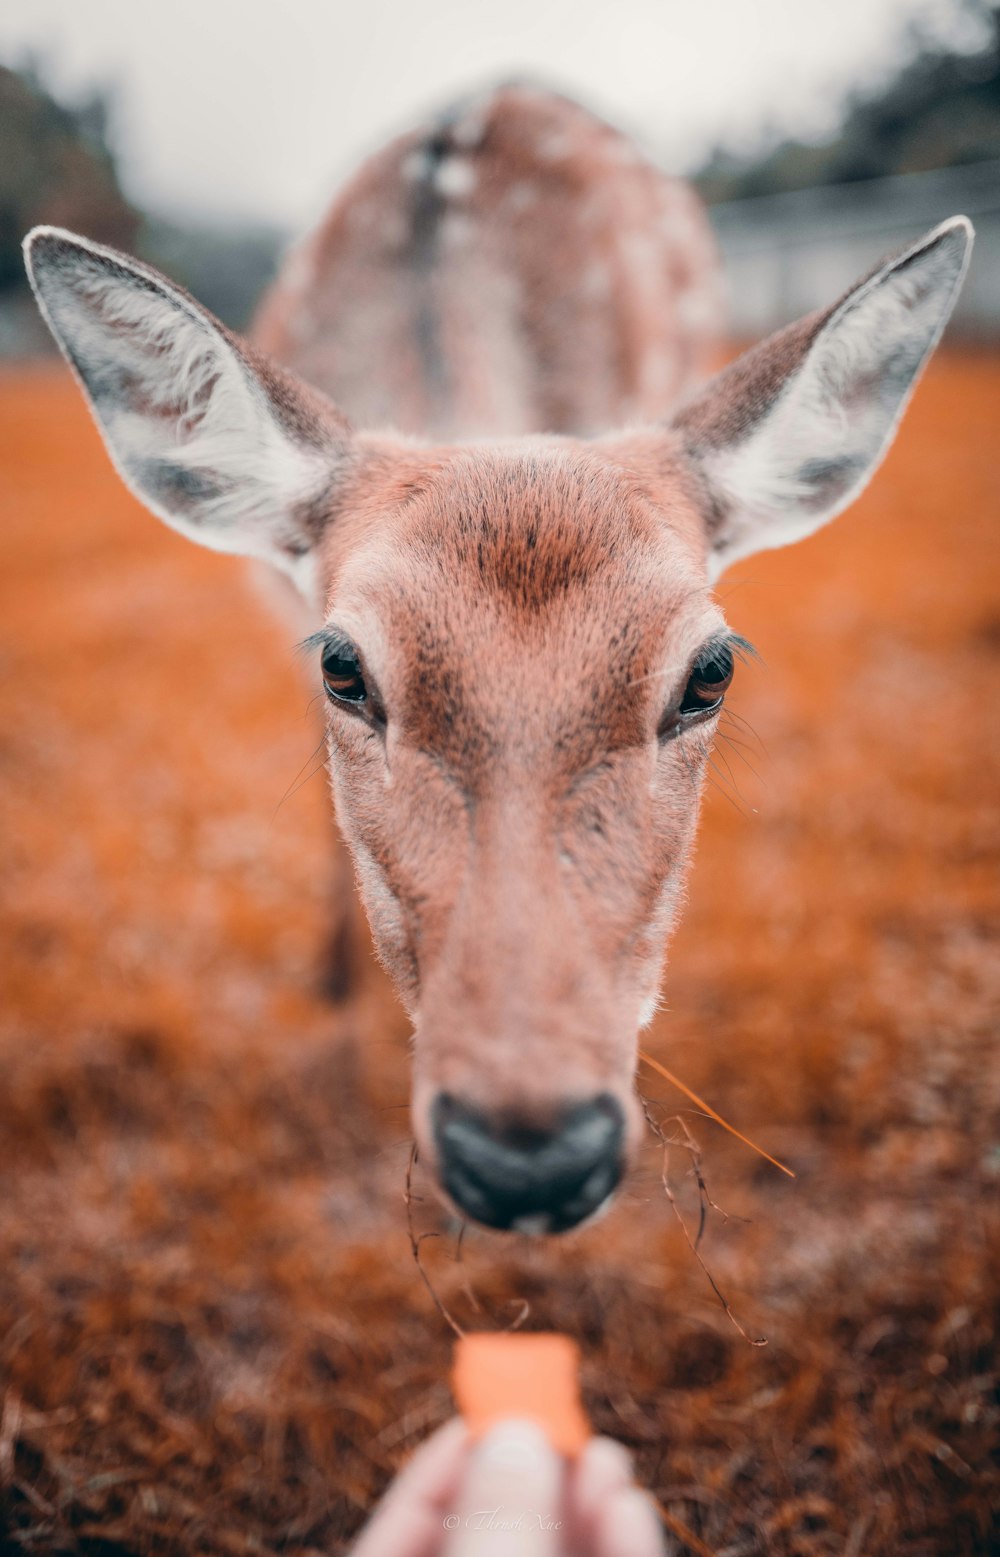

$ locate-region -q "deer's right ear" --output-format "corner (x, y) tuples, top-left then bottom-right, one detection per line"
(24, 227), (351, 595)
(673, 217), (973, 580)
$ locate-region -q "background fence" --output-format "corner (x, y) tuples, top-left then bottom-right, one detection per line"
(711, 159), (1000, 338)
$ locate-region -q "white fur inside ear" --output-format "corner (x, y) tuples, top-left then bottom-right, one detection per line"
(703, 217), (972, 578)
(24, 227), (331, 583)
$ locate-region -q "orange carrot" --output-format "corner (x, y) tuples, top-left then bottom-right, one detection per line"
(452, 1332), (590, 1457)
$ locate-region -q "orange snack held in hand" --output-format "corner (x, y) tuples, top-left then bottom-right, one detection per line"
(452, 1332), (590, 1457)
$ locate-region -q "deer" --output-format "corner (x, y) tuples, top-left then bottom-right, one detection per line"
(24, 84), (972, 1237)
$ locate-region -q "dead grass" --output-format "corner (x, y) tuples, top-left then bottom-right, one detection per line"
(0, 354), (998, 1555)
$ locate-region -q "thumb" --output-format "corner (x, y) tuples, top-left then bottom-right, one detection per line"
(445, 1419), (565, 1557)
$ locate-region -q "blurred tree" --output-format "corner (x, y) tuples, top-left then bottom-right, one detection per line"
(138, 217), (285, 336)
(0, 61), (284, 349)
(0, 61), (139, 295)
(696, 1), (1000, 202)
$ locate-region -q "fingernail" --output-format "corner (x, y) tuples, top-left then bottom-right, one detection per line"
(477, 1418), (552, 1470)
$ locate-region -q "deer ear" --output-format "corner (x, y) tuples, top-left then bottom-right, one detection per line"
(24, 226), (351, 596)
(673, 217), (973, 579)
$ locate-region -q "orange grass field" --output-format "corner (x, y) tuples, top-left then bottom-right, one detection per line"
(1, 354), (999, 1555)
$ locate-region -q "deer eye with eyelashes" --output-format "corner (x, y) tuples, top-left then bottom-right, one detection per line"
(658, 638), (737, 740)
(679, 640), (734, 718)
(321, 640), (368, 705)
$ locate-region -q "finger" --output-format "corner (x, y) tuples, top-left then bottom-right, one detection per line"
(351, 1418), (470, 1557)
(445, 1418), (565, 1557)
(381, 1418), (471, 1509)
(567, 1437), (634, 1542)
(592, 1485), (669, 1557)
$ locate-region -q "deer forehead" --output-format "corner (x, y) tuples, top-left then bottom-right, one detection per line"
(323, 442), (713, 653)
(321, 444), (721, 754)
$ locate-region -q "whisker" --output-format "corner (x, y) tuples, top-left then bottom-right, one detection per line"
(705, 770), (740, 814)
(713, 575), (767, 604)
(710, 742), (740, 794)
(706, 756), (753, 819)
(710, 748), (752, 803)
(717, 724), (758, 757)
(717, 732), (765, 788)
(723, 707), (768, 756)
(623, 657), (691, 694)
(273, 738), (328, 816)
(717, 729), (757, 759)
(675, 731), (697, 787)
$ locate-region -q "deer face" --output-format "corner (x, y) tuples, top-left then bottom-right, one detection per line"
(25, 218), (970, 1231)
(314, 443), (728, 1226)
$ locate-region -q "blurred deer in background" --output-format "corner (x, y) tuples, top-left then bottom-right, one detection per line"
(25, 85), (971, 1234)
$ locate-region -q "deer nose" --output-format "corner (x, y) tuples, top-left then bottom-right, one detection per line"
(431, 1093), (624, 1233)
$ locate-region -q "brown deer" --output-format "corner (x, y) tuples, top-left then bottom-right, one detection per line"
(25, 85), (971, 1235)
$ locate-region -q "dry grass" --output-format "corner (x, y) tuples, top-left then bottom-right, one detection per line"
(0, 354), (998, 1555)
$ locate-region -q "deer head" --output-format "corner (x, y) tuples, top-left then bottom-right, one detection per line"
(25, 216), (971, 1232)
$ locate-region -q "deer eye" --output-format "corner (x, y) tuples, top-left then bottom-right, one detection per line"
(321, 641), (367, 704)
(679, 640), (734, 719)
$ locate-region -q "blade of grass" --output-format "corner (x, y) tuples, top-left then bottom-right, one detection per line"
(638, 1050), (796, 1179)
(653, 1497), (718, 1557)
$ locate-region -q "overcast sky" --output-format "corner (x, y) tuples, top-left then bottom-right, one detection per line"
(0, 0), (981, 229)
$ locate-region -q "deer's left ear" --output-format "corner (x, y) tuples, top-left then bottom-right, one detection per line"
(24, 226), (353, 598)
(673, 217), (973, 579)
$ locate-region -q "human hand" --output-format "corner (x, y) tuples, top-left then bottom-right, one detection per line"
(350, 1415), (667, 1557)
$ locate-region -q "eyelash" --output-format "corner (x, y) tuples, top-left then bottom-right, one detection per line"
(658, 633), (753, 741)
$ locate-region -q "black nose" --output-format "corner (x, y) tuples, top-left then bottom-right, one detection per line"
(432, 1093), (624, 1233)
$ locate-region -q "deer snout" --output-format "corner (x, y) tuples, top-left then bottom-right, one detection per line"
(430, 1092), (624, 1233)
